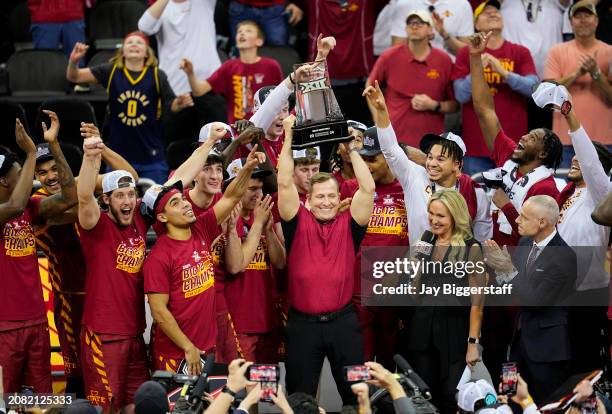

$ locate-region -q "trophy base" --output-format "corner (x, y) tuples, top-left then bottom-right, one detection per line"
(291, 120), (351, 149)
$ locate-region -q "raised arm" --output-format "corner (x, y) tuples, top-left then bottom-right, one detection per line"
(77, 137), (104, 230)
(348, 144), (375, 226)
(179, 58), (212, 97)
(277, 115), (300, 221)
(169, 131), (224, 187)
(213, 147), (262, 224)
(468, 32), (501, 152)
(225, 199), (269, 274)
(138, 0), (170, 34)
(37, 111), (78, 220)
(80, 122), (140, 190)
(0, 120), (36, 225)
(66, 43), (97, 84)
(363, 81), (419, 190)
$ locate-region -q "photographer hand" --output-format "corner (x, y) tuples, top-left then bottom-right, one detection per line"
(366, 361), (406, 400)
(226, 358), (254, 393)
(271, 385), (294, 414)
(352, 382), (372, 414)
(238, 383), (262, 411)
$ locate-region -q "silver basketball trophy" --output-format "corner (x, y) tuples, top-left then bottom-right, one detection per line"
(292, 60), (350, 149)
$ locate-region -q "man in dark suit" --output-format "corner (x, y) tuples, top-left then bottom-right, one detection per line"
(485, 195), (577, 404)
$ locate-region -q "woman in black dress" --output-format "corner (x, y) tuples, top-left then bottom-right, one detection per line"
(403, 189), (486, 414)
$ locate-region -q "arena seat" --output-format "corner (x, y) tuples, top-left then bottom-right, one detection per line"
(258, 46), (302, 77)
(0, 99), (29, 158)
(7, 49), (69, 98)
(166, 139), (196, 171)
(89, 0), (147, 50)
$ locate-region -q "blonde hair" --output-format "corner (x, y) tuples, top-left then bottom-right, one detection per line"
(110, 43), (158, 69)
(428, 189), (473, 261)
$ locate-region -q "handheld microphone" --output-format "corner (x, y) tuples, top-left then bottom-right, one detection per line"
(190, 353), (216, 404)
(414, 230), (435, 260)
(393, 354), (431, 399)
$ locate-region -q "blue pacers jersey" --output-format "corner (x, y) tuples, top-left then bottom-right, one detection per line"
(107, 64), (164, 164)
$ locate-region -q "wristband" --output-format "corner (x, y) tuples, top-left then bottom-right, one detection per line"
(222, 385), (238, 399)
(467, 337), (480, 344)
(434, 102), (441, 113)
(591, 70), (601, 81)
(520, 396), (534, 409)
(289, 72), (295, 84)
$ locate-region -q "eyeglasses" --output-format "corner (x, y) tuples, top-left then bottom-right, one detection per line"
(406, 19), (427, 27)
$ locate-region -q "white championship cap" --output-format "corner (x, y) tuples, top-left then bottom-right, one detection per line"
(102, 170), (136, 193)
(532, 81), (571, 113)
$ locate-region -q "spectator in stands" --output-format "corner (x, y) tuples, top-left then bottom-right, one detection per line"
(452, 0), (539, 176)
(544, 0), (612, 168)
(389, 0), (474, 58)
(32, 120), (137, 397)
(143, 143), (261, 375)
(229, 0), (303, 46)
(278, 114), (375, 403)
(181, 20), (283, 125)
(225, 165), (286, 362)
(66, 33), (194, 183)
(304, 0), (388, 124)
(501, 0), (570, 78)
(1, 117), (77, 394)
(500, 0), (568, 141)
(368, 10), (458, 147)
(27, 0), (87, 64)
(138, 0), (227, 137)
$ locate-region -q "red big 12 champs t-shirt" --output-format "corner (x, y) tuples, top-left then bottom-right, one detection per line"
(225, 213), (277, 334)
(0, 198), (45, 324)
(79, 209), (149, 336)
(144, 210), (221, 359)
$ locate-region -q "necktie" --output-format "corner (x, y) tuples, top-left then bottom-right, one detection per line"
(526, 244), (540, 270)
